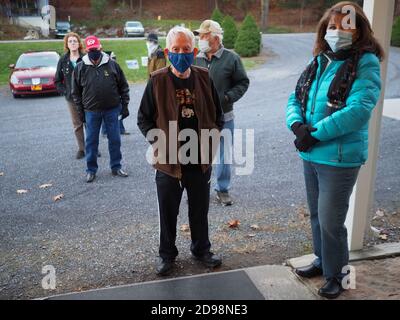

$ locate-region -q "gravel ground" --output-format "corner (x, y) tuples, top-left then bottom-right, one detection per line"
(0, 34), (399, 299)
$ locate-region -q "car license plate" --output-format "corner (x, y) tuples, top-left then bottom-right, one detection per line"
(31, 85), (42, 91)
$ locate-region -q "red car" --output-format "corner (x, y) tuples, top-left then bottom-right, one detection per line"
(9, 51), (60, 98)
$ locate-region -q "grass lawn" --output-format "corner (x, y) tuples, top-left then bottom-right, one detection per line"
(0, 39), (264, 86)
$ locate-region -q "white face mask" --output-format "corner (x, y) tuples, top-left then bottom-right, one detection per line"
(146, 42), (158, 56)
(198, 39), (211, 53)
(324, 29), (353, 53)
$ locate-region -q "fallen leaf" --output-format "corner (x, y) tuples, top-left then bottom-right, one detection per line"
(180, 224), (190, 232)
(379, 234), (388, 241)
(228, 219), (240, 228)
(250, 224), (260, 230)
(39, 183), (53, 189)
(53, 194), (64, 201)
(17, 189), (28, 194)
(376, 209), (385, 217)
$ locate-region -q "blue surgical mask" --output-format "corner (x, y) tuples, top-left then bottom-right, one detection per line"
(167, 51), (194, 73)
(324, 29), (353, 53)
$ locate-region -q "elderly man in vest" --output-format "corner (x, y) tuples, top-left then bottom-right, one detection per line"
(137, 26), (224, 276)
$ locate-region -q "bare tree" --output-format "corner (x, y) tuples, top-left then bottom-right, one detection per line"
(299, 0), (305, 31)
(261, 0), (269, 31)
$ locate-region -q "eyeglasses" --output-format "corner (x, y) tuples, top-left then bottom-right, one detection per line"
(68, 40), (79, 44)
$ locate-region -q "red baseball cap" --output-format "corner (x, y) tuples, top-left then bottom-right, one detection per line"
(85, 36), (101, 50)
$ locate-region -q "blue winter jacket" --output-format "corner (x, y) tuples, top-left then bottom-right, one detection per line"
(286, 52), (382, 168)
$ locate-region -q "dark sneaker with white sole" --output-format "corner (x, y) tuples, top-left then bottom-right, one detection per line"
(112, 169), (128, 177)
(216, 191), (233, 206)
(86, 173), (96, 183)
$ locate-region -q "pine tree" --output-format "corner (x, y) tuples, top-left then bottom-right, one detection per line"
(234, 14), (261, 57)
(211, 7), (224, 25)
(392, 16), (400, 47)
(222, 15), (238, 49)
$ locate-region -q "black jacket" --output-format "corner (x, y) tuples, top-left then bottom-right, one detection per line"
(71, 53), (130, 114)
(55, 52), (83, 102)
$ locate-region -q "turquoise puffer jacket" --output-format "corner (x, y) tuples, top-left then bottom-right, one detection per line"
(286, 52), (381, 168)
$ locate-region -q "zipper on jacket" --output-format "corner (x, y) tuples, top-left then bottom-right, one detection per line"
(338, 140), (343, 163)
(311, 54), (332, 116)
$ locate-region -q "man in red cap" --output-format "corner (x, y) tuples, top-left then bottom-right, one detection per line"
(72, 36), (130, 183)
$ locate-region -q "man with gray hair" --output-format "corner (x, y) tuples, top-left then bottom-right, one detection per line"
(194, 20), (250, 206)
(137, 26), (224, 276)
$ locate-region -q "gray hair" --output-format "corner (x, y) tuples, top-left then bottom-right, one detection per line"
(166, 26), (195, 50)
(211, 32), (223, 44)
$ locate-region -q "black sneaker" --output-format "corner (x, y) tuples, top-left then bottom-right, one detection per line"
(192, 252), (222, 268)
(112, 169), (128, 177)
(86, 173), (96, 183)
(216, 191), (233, 206)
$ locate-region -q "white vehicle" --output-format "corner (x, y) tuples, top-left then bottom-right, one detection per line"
(123, 21), (145, 37)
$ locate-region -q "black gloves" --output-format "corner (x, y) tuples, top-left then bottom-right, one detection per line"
(121, 105), (129, 120)
(291, 122), (319, 152)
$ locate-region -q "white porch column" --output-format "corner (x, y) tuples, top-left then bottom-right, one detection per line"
(345, 0), (395, 251)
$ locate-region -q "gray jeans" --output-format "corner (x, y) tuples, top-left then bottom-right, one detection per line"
(67, 101), (85, 152)
(303, 160), (360, 280)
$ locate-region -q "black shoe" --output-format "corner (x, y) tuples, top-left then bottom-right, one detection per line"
(76, 150), (85, 159)
(112, 169), (128, 177)
(295, 264), (323, 278)
(121, 131), (130, 135)
(156, 258), (175, 276)
(192, 252), (222, 268)
(97, 151), (101, 157)
(86, 173), (96, 183)
(318, 278), (344, 299)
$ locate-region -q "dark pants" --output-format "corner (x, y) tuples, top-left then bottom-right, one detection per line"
(303, 160), (360, 280)
(156, 166), (212, 260)
(84, 105), (122, 174)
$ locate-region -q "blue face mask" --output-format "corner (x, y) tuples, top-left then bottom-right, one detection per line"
(324, 30), (353, 53)
(167, 51), (194, 73)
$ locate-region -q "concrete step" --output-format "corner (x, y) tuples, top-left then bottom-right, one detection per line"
(44, 265), (317, 300)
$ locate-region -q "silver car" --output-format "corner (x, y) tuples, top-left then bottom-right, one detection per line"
(123, 21), (145, 37)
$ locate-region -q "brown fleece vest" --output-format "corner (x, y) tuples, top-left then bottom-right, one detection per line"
(151, 66), (220, 179)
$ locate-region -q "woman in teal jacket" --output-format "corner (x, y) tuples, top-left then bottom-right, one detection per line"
(286, 1), (384, 299)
